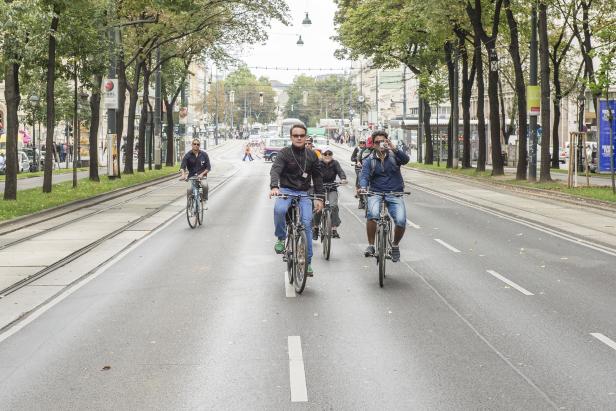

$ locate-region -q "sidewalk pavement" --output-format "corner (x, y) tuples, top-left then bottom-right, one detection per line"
(332, 142), (616, 251)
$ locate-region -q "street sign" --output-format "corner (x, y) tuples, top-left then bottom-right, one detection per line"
(103, 79), (119, 110)
(527, 85), (540, 116)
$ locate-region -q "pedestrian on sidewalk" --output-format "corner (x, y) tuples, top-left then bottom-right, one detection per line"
(243, 144), (254, 161)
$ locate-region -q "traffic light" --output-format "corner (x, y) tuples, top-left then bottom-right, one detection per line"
(259, 92), (264, 105)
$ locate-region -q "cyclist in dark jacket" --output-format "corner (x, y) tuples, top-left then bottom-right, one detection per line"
(313, 148), (347, 239)
(270, 124), (324, 276)
(180, 138), (210, 201)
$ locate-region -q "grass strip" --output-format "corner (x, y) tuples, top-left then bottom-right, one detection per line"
(406, 162), (616, 204)
(0, 167), (89, 181)
(0, 166), (178, 222)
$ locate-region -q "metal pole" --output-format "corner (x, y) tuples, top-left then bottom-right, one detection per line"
(154, 46), (162, 169)
(529, 1), (539, 181)
(214, 70), (219, 145)
(403, 66), (407, 148)
(73, 59), (78, 188)
(107, 5), (119, 179)
(375, 69), (379, 128)
(360, 62), (364, 127)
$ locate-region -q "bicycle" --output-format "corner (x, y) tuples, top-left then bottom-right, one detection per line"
(272, 193), (318, 294)
(184, 176), (206, 228)
(319, 182), (345, 260)
(364, 190), (410, 287)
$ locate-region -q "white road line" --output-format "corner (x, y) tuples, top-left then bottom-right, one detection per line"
(434, 238), (461, 253)
(406, 219), (421, 229)
(285, 271), (296, 298)
(591, 333), (616, 352)
(486, 270), (534, 296)
(341, 203), (365, 225)
(288, 336), (308, 402)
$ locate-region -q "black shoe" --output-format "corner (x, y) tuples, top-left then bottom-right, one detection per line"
(358, 202), (365, 209)
(364, 245), (375, 257)
(332, 230), (340, 239)
(312, 227), (319, 240)
(391, 246), (400, 262)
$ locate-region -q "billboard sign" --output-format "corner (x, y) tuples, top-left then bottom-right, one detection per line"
(598, 100), (616, 173)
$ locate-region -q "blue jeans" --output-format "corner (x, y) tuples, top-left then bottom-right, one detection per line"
(366, 194), (407, 228)
(274, 188), (314, 263)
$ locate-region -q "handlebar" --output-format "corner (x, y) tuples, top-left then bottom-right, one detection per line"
(362, 190), (410, 197)
(323, 181), (346, 188)
(271, 193), (323, 201)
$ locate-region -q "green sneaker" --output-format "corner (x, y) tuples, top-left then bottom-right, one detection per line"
(306, 264), (314, 277)
(274, 240), (285, 254)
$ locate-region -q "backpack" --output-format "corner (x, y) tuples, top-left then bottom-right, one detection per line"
(369, 153), (398, 178)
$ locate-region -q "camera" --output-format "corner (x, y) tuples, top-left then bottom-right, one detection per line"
(379, 142), (386, 149)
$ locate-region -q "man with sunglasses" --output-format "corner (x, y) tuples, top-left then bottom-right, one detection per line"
(359, 130), (410, 262)
(313, 148), (347, 239)
(179, 138), (210, 201)
(270, 124), (324, 276)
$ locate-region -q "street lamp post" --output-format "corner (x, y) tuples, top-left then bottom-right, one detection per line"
(29, 95), (40, 171)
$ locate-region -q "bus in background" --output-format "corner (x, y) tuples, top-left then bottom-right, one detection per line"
(281, 118), (305, 138)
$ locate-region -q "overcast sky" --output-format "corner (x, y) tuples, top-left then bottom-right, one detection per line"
(238, 0), (352, 84)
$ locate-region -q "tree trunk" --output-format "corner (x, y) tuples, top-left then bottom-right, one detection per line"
(457, 32), (475, 169)
(476, 37), (487, 172)
(423, 99), (434, 164)
(498, 77), (507, 145)
(551, 59), (562, 169)
(164, 99), (175, 166)
(539, 1), (552, 182)
(88, 74), (102, 182)
(138, 67), (150, 172)
(486, 45), (504, 175)
(116, 56), (127, 177)
(505, 0), (528, 179)
(124, 59), (142, 174)
(42, 11), (60, 193)
(445, 42), (455, 168)
(3, 60), (20, 200)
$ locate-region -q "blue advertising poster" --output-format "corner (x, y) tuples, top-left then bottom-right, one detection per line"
(598, 100), (616, 173)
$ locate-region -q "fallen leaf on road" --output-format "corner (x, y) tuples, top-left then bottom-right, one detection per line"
(101, 366), (111, 371)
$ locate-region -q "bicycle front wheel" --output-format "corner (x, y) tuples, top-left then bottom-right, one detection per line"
(377, 225), (387, 287)
(294, 229), (309, 294)
(286, 230), (294, 284)
(322, 210), (332, 260)
(197, 195), (205, 226)
(186, 196), (198, 229)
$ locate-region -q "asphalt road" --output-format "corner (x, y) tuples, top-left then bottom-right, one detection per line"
(0, 144), (614, 409)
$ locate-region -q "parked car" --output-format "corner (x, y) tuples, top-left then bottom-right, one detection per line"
(263, 138), (290, 162)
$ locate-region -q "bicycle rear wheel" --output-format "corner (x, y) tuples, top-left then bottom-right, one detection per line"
(186, 195), (198, 229)
(294, 229), (309, 294)
(322, 210), (332, 260)
(377, 225), (387, 287)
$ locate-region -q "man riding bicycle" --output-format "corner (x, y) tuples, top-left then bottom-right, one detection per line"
(270, 124), (324, 276)
(313, 147), (347, 240)
(180, 138), (210, 201)
(359, 130), (410, 262)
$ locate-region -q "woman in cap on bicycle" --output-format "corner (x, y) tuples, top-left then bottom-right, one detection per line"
(312, 147), (347, 240)
(358, 130), (409, 262)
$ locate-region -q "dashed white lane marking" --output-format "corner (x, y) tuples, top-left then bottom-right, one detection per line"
(486, 270), (534, 296)
(434, 238), (461, 253)
(285, 271), (296, 298)
(591, 333), (616, 352)
(288, 336), (308, 402)
(341, 203), (365, 225)
(406, 219), (421, 229)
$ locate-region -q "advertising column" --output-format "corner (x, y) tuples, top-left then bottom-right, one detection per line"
(598, 100), (616, 173)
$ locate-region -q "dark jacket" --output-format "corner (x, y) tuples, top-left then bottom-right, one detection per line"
(180, 150), (211, 177)
(270, 145), (324, 195)
(359, 149), (410, 192)
(321, 159), (346, 189)
(351, 146), (370, 170)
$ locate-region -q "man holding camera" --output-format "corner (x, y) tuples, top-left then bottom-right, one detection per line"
(358, 130), (410, 262)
